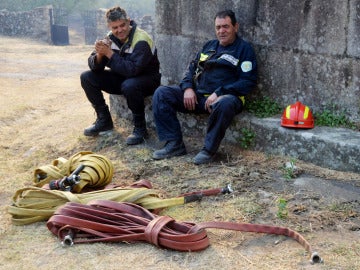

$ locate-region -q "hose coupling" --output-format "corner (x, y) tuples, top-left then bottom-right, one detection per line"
(310, 252), (323, 264)
(61, 234), (74, 247)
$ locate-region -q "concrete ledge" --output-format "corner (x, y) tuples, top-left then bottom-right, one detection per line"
(247, 116), (360, 173)
(110, 94), (360, 173)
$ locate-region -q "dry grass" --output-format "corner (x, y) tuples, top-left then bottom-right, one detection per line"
(1, 36), (360, 270)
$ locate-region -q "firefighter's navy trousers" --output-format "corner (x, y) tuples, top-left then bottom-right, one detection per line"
(152, 85), (243, 154)
(81, 69), (160, 115)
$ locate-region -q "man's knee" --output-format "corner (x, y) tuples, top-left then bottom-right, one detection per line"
(153, 85), (169, 99)
(153, 85), (180, 114)
(155, 85), (180, 99)
(80, 70), (92, 84)
(213, 95), (242, 114)
(152, 86), (165, 109)
(121, 80), (132, 96)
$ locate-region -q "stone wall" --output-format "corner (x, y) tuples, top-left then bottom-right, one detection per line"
(0, 7), (155, 46)
(82, 9), (108, 45)
(83, 9), (156, 45)
(0, 6), (52, 43)
(154, 0), (360, 121)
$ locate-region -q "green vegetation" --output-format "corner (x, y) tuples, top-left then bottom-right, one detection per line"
(245, 96), (282, 118)
(329, 201), (355, 215)
(282, 159), (297, 179)
(239, 127), (255, 149)
(277, 198), (288, 219)
(314, 104), (356, 129)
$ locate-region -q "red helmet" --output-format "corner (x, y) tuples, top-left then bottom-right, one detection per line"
(281, 101), (314, 129)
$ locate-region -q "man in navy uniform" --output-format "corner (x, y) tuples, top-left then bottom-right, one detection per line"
(152, 10), (257, 164)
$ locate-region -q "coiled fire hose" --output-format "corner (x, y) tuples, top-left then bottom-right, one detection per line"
(47, 200), (322, 264)
(33, 151), (113, 193)
(7, 181), (231, 225)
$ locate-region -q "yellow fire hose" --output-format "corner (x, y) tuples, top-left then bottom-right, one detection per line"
(9, 151), (235, 225)
(8, 186), (185, 225)
(33, 151), (114, 192)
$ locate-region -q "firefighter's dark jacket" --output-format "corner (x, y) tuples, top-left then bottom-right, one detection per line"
(88, 21), (160, 77)
(180, 36), (257, 98)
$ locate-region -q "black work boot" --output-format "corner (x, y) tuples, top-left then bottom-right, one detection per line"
(84, 105), (114, 136)
(193, 148), (215, 165)
(126, 114), (148, 145)
(152, 140), (187, 160)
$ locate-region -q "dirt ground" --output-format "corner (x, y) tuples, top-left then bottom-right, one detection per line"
(0, 36), (360, 270)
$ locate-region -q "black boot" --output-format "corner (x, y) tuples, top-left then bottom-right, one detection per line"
(84, 105), (114, 136)
(126, 114), (148, 145)
(152, 140), (187, 160)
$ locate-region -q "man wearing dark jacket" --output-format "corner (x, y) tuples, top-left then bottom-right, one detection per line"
(152, 10), (257, 164)
(80, 6), (161, 145)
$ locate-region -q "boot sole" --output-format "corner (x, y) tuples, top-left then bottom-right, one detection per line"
(84, 129), (113, 137)
(99, 130), (114, 136)
(153, 148), (187, 160)
(193, 157), (213, 165)
(126, 134), (149, 145)
(193, 153), (215, 165)
(126, 137), (146, 145)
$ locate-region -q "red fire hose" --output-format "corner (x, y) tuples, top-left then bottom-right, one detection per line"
(47, 200), (322, 264)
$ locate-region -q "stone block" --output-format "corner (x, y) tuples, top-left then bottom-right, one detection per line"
(254, 1), (305, 48)
(348, 0), (360, 57)
(250, 116), (360, 173)
(155, 0), (182, 35)
(255, 47), (360, 121)
(254, 0), (347, 55)
(156, 34), (204, 85)
(297, 0), (347, 55)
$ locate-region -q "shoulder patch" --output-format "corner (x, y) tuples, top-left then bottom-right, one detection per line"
(241, 61), (252, 72)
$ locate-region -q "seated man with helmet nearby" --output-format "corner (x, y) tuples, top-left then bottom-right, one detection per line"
(152, 9), (257, 165)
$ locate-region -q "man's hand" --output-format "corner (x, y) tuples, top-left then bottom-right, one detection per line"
(184, 88), (197, 110)
(95, 39), (113, 61)
(205, 92), (218, 112)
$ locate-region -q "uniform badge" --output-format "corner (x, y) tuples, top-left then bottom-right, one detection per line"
(241, 61), (252, 72)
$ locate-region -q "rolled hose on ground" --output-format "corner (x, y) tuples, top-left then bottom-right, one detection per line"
(33, 151), (114, 193)
(47, 200), (323, 264)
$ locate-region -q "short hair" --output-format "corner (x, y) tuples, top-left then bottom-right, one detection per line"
(106, 6), (128, 22)
(214, 10), (237, 26)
